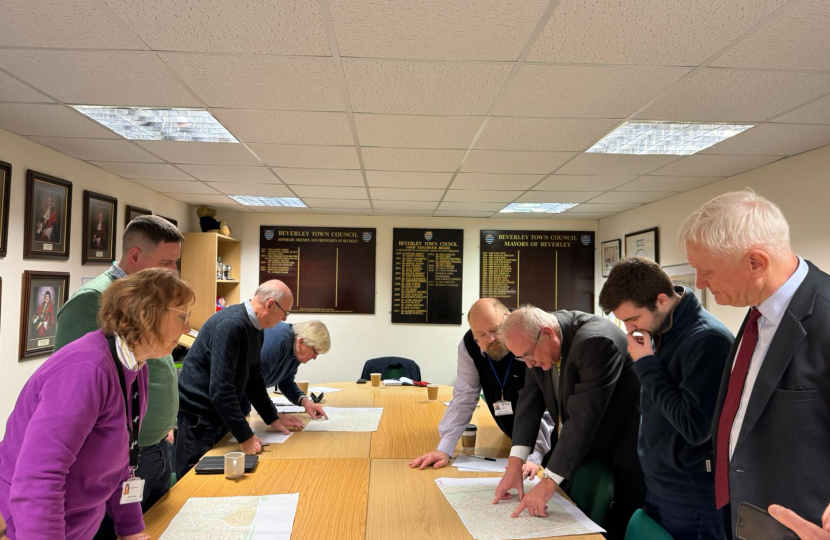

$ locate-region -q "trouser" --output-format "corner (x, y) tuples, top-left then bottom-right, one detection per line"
(174, 411), (229, 480)
(645, 490), (724, 540)
(604, 405), (647, 540)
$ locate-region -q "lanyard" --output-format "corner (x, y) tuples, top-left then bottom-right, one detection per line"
(106, 336), (141, 472)
(486, 354), (514, 401)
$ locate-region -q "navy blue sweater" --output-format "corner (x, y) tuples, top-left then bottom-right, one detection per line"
(261, 322), (305, 406)
(632, 287), (734, 505)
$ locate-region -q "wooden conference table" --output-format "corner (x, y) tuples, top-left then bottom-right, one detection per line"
(143, 382), (604, 540)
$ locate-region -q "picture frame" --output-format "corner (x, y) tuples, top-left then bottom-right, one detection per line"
(24, 170), (72, 260)
(19, 270), (69, 359)
(82, 191), (118, 265)
(601, 239), (621, 278)
(625, 227), (659, 264)
(663, 263), (706, 309)
(159, 215), (178, 228)
(125, 205), (151, 227)
(0, 160), (11, 257)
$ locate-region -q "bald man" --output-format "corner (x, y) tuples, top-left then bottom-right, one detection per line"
(176, 280), (305, 478)
(410, 298), (552, 476)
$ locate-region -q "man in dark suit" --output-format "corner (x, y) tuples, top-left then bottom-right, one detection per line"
(681, 189), (830, 537)
(493, 305), (644, 540)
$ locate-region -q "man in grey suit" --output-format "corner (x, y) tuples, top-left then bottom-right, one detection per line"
(682, 189), (830, 538)
(493, 305), (644, 540)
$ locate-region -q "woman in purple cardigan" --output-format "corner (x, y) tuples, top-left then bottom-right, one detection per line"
(0, 268), (194, 540)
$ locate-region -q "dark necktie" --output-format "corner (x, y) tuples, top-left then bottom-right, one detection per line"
(715, 307), (762, 509)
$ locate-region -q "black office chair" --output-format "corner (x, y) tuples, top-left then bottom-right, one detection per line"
(360, 356), (422, 381)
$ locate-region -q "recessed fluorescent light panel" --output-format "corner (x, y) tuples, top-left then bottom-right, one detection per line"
(71, 106), (238, 142)
(586, 121), (755, 155)
(500, 202), (579, 214)
(229, 196), (306, 207)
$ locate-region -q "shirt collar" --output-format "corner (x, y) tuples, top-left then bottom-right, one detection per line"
(244, 299), (263, 331)
(107, 262), (127, 280)
(114, 334), (143, 372)
(757, 256), (808, 326)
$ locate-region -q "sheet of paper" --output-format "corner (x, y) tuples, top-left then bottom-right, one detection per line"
(451, 455), (508, 473)
(159, 494), (299, 539)
(308, 386), (343, 393)
(276, 405), (305, 413)
(271, 395), (293, 406)
(435, 477), (605, 539)
(230, 431), (292, 444)
(303, 407), (384, 432)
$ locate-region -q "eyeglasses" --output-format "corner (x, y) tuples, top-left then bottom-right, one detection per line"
(271, 300), (290, 318)
(311, 346), (318, 356)
(473, 329), (500, 345)
(515, 329), (542, 361)
(168, 307), (191, 325)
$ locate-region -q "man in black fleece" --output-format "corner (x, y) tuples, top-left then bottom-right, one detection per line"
(176, 280), (304, 479)
(599, 257), (734, 540)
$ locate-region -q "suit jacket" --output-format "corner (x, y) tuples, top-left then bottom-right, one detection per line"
(513, 311), (641, 480)
(713, 261), (830, 533)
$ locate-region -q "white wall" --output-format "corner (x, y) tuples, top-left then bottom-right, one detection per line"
(597, 145), (830, 334)
(0, 128), (197, 437)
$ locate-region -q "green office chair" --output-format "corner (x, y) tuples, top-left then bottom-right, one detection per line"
(624, 509), (675, 540)
(382, 364), (406, 380)
(568, 459), (615, 527)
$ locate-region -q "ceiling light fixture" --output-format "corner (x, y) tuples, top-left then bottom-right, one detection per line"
(229, 196), (306, 207)
(586, 121), (755, 155)
(499, 202), (579, 213)
(71, 106), (238, 142)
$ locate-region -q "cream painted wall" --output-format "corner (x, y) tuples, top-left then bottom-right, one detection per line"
(597, 145), (830, 334)
(0, 129), (197, 437)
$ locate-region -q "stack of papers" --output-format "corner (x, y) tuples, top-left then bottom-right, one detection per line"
(452, 455), (508, 473)
(230, 431), (292, 444)
(383, 377), (415, 386)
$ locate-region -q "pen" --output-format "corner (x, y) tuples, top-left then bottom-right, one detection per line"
(470, 455), (496, 461)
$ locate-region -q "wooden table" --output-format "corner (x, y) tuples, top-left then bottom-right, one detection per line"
(143, 382), (604, 540)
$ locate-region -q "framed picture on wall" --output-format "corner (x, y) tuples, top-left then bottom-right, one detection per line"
(159, 215), (178, 228)
(663, 263), (705, 308)
(24, 170), (72, 260)
(625, 227), (659, 264)
(125, 205), (151, 227)
(601, 239), (621, 277)
(19, 270), (69, 359)
(83, 191), (118, 264)
(0, 159), (11, 257)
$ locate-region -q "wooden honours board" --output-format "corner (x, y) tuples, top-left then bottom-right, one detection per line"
(260, 226), (376, 314)
(392, 228), (463, 325)
(480, 230), (594, 313)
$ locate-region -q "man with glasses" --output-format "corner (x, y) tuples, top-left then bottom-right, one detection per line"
(409, 298), (552, 476)
(53, 215), (184, 538)
(493, 305), (644, 540)
(176, 280), (305, 479)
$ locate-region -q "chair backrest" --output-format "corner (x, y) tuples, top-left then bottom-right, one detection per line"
(624, 509), (675, 540)
(360, 356), (422, 381)
(569, 459), (615, 527)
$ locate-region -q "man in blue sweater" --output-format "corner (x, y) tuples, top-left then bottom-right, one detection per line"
(599, 257), (734, 540)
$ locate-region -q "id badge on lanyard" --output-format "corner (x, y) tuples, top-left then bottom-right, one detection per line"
(107, 335), (144, 505)
(488, 355), (515, 416)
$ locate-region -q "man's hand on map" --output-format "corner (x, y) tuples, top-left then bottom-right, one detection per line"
(522, 460), (540, 479)
(492, 457), (525, 504)
(409, 450), (451, 470)
(512, 477), (556, 518)
(240, 435), (263, 455)
(271, 415), (305, 434)
(302, 399), (328, 420)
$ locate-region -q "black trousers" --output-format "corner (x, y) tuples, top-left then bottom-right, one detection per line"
(173, 411), (229, 480)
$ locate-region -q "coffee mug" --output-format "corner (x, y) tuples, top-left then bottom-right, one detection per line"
(370, 373), (381, 387)
(224, 451), (245, 479)
(427, 384), (439, 401)
(297, 380), (309, 394)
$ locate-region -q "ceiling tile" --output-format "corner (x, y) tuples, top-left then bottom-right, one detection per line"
(591, 191), (677, 204)
(476, 118), (620, 151)
(178, 165), (280, 184)
(0, 104), (119, 138)
(355, 114), (482, 149)
(206, 183), (294, 197)
(362, 148), (465, 172)
(213, 110), (353, 145)
(246, 206), (313, 214)
(137, 141), (261, 166)
(434, 211), (495, 218)
(529, 0), (787, 65)
(374, 209), (435, 216)
(91, 162), (195, 180)
(211, 204), (253, 213)
(713, 0), (830, 70)
(249, 144), (360, 169)
(165, 193), (235, 205)
(370, 188), (445, 201)
(534, 175), (636, 191)
(700, 124), (830, 156)
(0, 0), (144, 49)
(494, 65), (689, 118)
(438, 202), (506, 211)
(550, 212), (613, 220)
(302, 198), (372, 209)
(273, 168), (364, 186)
(290, 185), (368, 199)
(103, 0), (330, 56)
(452, 173), (543, 191)
(565, 203), (641, 213)
(0, 72), (52, 103)
(29, 137), (161, 162)
(130, 179), (218, 194)
(344, 60), (511, 115)
(0, 50), (198, 106)
(557, 155), (679, 176)
(461, 151), (575, 174)
(772, 95), (830, 125)
(444, 190), (522, 203)
(491, 212), (559, 219)
(160, 54), (344, 110)
(314, 208), (373, 215)
(635, 69), (830, 122)
(517, 191), (603, 203)
(330, 0), (547, 61)
(651, 155), (784, 177)
(617, 176), (724, 192)
(366, 171), (452, 189)
(372, 200), (438, 210)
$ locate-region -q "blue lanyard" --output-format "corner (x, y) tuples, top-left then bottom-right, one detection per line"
(486, 353), (514, 401)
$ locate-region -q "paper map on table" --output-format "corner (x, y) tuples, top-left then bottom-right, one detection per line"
(159, 494), (299, 539)
(435, 477), (604, 539)
(229, 431), (292, 444)
(308, 386), (343, 393)
(303, 407), (383, 432)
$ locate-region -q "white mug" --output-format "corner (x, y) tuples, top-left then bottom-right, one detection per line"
(224, 451), (245, 479)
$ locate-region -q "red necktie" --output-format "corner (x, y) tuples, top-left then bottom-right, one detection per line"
(715, 307), (762, 509)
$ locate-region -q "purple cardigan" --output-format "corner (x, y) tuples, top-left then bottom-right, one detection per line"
(0, 331), (148, 540)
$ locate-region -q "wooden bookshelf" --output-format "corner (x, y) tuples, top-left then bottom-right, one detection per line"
(180, 232), (241, 331)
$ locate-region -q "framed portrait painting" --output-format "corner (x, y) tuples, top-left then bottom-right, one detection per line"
(19, 271), (69, 359)
(601, 239), (621, 278)
(625, 227), (659, 264)
(24, 170), (72, 260)
(125, 205), (151, 227)
(0, 160), (11, 257)
(83, 191), (117, 264)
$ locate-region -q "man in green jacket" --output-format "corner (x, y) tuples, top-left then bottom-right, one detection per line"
(54, 215), (184, 539)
